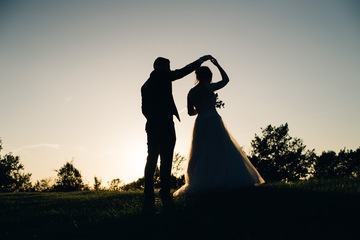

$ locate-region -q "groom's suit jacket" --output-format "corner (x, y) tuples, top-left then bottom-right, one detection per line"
(141, 60), (202, 132)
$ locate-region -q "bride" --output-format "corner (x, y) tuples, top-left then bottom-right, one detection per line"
(173, 57), (265, 197)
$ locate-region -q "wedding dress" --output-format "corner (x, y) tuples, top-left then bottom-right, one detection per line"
(173, 84), (265, 197)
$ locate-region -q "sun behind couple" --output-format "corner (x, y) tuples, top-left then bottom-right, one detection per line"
(141, 55), (264, 213)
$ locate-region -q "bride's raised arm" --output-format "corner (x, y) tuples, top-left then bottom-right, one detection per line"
(210, 58), (229, 91)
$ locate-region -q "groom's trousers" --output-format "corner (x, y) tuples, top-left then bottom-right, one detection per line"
(144, 120), (176, 200)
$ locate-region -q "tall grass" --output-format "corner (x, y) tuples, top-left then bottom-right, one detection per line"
(1, 179), (359, 240)
(268, 178), (360, 193)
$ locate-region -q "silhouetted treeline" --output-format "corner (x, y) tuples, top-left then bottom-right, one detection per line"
(249, 123), (359, 182)
(1, 123), (359, 192)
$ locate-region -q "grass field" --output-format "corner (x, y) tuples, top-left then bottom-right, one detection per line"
(1, 179), (359, 240)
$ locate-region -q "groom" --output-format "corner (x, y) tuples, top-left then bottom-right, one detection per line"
(141, 55), (212, 212)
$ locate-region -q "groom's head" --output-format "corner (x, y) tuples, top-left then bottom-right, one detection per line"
(153, 57), (170, 71)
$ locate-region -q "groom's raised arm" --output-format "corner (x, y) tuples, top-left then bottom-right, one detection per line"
(170, 55), (212, 81)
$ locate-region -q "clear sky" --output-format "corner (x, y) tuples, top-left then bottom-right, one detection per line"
(1, 0), (359, 187)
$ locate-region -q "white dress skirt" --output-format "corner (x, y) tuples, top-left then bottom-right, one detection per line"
(173, 108), (265, 197)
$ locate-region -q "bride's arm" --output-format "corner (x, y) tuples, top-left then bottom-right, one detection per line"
(210, 58), (229, 91)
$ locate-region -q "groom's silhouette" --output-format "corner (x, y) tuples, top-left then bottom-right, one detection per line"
(141, 55), (212, 212)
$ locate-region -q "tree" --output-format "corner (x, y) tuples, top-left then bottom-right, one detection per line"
(171, 153), (186, 188)
(315, 147), (360, 179)
(172, 153), (186, 178)
(122, 177), (144, 191)
(93, 176), (102, 191)
(53, 160), (84, 191)
(33, 178), (53, 192)
(122, 153), (187, 191)
(249, 123), (316, 182)
(108, 178), (123, 191)
(343, 147), (360, 178)
(0, 139), (32, 192)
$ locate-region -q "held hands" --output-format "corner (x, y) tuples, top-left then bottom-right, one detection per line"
(199, 55), (213, 63)
(199, 55), (221, 68)
(211, 57), (220, 67)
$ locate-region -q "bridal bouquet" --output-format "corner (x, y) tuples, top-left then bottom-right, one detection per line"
(215, 93), (225, 109)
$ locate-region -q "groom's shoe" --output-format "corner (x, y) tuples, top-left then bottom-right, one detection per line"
(161, 194), (174, 214)
(142, 196), (156, 215)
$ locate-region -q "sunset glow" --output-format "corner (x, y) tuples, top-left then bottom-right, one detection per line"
(1, 0), (359, 187)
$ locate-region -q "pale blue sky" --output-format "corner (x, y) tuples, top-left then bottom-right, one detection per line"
(1, 0), (359, 186)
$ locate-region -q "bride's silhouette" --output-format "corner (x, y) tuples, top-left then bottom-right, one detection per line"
(173, 58), (265, 197)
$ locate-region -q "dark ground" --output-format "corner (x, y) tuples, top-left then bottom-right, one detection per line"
(1, 182), (359, 240)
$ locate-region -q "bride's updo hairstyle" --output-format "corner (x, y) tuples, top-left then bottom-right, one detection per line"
(195, 66), (212, 84)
